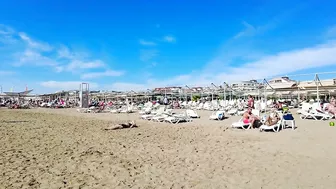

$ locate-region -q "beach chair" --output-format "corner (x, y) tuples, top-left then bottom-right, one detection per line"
(110, 108), (121, 113)
(260, 102), (267, 112)
(231, 117), (252, 130)
(141, 106), (165, 120)
(310, 103), (333, 120)
(297, 103), (311, 114)
(252, 109), (260, 117)
(209, 110), (225, 120)
(139, 107), (151, 115)
(227, 108), (238, 116)
(297, 103), (317, 120)
(196, 103), (204, 110)
(259, 119), (282, 132)
(165, 113), (192, 124)
(151, 113), (171, 122)
(186, 109), (200, 118)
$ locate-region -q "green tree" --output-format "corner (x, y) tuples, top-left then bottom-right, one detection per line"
(192, 95), (201, 101)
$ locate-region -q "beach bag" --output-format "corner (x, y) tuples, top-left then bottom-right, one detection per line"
(283, 114), (294, 120)
(253, 120), (262, 128)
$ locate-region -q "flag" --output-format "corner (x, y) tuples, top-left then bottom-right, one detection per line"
(10, 87), (13, 92)
(26, 85), (28, 91)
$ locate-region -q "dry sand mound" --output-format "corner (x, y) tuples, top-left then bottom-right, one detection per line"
(1, 109), (336, 188)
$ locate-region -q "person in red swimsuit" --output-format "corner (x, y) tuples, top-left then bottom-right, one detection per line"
(242, 108), (259, 128)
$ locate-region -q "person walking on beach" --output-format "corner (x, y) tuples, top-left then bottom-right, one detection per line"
(248, 95), (255, 109)
(163, 97), (168, 109)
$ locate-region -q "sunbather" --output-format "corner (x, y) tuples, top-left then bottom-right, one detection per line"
(242, 108), (259, 128)
(265, 112), (280, 126)
(327, 97), (336, 118)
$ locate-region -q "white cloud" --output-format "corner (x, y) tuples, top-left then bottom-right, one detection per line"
(80, 70), (124, 79)
(40, 81), (98, 90)
(57, 60), (106, 72)
(139, 49), (158, 62)
(139, 39), (156, 46)
(234, 21), (257, 39)
(14, 49), (58, 66)
(0, 24), (120, 78)
(108, 40), (336, 90)
(0, 24), (15, 35)
(0, 25), (17, 44)
(18, 32), (52, 51)
(163, 35), (176, 43)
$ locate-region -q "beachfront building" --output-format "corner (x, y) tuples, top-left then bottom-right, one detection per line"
(153, 87), (182, 95)
(266, 76), (297, 90)
(230, 80), (260, 91)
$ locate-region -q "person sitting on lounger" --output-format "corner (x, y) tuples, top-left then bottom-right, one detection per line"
(242, 108), (259, 128)
(327, 97), (336, 118)
(265, 112), (280, 126)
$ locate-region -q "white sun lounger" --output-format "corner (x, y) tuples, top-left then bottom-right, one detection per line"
(165, 113), (192, 124)
(259, 119), (282, 132)
(231, 117), (252, 130)
(209, 111), (225, 120)
(186, 109), (200, 118)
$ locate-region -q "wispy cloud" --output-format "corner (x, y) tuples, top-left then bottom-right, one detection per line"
(109, 39), (336, 91)
(18, 32), (52, 51)
(80, 70), (124, 79)
(139, 49), (158, 62)
(40, 81), (98, 90)
(0, 71), (15, 76)
(326, 25), (336, 38)
(0, 24), (122, 78)
(163, 35), (176, 43)
(0, 25), (17, 44)
(14, 49), (58, 67)
(234, 21), (257, 39)
(139, 39), (156, 46)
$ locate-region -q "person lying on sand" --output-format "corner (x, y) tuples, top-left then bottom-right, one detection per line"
(242, 108), (259, 128)
(264, 112), (280, 126)
(105, 121), (138, 130)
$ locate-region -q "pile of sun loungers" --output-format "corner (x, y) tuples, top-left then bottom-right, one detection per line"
(140, 106), (196, 124)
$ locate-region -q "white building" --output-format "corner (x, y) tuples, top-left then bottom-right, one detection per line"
(267, 76), (297, 89)
(230, 80), (260, 91)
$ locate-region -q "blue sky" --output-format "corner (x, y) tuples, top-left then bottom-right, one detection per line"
(1, 0), (336, 93)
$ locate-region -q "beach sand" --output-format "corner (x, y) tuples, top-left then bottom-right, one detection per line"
(1, 108), (336, 189)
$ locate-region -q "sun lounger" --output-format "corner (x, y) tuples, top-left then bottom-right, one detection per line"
(209, 111), (225, 120)
(259, 119), (282, 132)
(151, 113), (170, 122)
(164, 113), (192, 124)
(186, 109), (200, 118)
(231, 117), (252, 130)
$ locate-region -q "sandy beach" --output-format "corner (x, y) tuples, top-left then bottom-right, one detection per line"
(1, 108), (336, 189)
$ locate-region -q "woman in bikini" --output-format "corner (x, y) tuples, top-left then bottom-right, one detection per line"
(265, 112), (280, 126)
